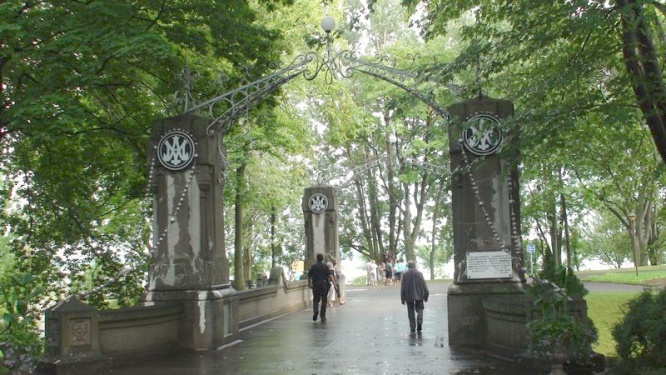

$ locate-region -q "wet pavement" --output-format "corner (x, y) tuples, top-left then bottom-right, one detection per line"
(109, 281), (627, 375)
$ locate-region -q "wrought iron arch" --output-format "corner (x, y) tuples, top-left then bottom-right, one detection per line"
(182, 49), (453, 137)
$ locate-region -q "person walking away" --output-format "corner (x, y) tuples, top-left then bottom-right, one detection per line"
(394, 259), (407, 285)
(400, 260), (429, 334)
(384, 261), (393, 286)
(308, 253), (331, 322)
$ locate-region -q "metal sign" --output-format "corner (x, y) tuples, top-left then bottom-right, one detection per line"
(466, 250), (513, 279)
(526, 244), (536, 253)
(157, 129), (196, 171)
(308, 193), (328, 213)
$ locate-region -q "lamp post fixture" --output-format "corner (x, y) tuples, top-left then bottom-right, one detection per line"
(320, 16), (336, 34)
(628, 212), (638, 276)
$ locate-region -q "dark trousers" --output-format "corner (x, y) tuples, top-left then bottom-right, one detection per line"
(406, 300), (424, 331)
(312, 284), (329, 318)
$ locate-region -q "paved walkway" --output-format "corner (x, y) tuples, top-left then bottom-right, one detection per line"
(110, 282), (632, 375)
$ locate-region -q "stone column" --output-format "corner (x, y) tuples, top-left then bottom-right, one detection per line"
(446, 96), (525, 350)
(143, 114), (238, 350)
(302, 185), (340, 270)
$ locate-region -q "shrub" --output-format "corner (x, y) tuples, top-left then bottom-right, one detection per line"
(525, 272), (597, 360)
(0, 274), (44, 374)
(612, 288), (666, 373)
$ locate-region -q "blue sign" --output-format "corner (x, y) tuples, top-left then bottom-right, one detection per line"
(526, 244), (536, 254)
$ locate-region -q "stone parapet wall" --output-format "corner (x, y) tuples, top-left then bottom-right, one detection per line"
(39, 267), (311, 374)
(238, 268), (311, 328)
(98, 303), (182, 364)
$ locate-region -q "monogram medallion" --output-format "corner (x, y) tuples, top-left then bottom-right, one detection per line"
(157, 129), (196, 171)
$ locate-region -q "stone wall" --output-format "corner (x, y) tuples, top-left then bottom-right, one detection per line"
(237, 268), (310, 328)
(38, 268), (311, 374)
(98, 304), (182, 364)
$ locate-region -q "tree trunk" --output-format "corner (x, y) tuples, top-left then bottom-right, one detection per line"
(402, 183), (414, 261)
(271, 206), (276, 269)
(559, 170), (572, 270)
(429, 187), (444, 281)
(234, 163), (246, 290)
(617, 0), (666, 165)
(548, 200), (561, 267)
(386, 125), (399, 260)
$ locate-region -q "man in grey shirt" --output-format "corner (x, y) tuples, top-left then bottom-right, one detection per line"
(400, 260), (429, 334)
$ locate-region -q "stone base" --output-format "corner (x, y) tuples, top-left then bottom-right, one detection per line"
(142, 284), (239, 350)
(447, 282), (524, 350)
(36, 354), (112, 375)
(482, 293), (530, 358)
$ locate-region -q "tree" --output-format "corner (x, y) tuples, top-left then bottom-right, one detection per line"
(580, 212), (631, 269)
(0, 0), (294, 367)
(401, 0), (666, 268)
(401, 0), (666, 165)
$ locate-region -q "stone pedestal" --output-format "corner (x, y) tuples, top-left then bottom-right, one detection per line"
(144, 114), (236, 350)
(143, 286), (238, 350)
(448, 283), (525, 350)
(38, 298), (111, 375)
(302, 185), (339, 269)
(446, 96), (525, 351)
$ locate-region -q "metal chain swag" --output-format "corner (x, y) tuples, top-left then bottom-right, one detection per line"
(75, 141), (199, 301)
(458, 138), (523, 278)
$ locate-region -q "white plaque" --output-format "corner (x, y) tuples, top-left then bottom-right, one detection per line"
(466, 251), (513, 279)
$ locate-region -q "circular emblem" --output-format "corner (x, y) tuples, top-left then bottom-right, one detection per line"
(157, 130), (196, 171)
(462, 114), (504, 156)
(308, 193), (328, 213)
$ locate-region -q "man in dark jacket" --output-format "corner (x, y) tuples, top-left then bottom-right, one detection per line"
(307, 253), (331, 322)
(400, 260), (429, 333)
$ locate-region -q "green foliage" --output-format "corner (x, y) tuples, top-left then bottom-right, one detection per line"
(0, 0), (295, 367)
(1, 0), (292, 273)
(0, 273), (44, 373)
(612, 288), (666, 373)
(538, 263), (588, 299)
(525, 273), (597, 360)
(526, 314), (597, 360)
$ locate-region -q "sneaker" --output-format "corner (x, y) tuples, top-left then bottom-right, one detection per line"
(321, 316), (327, 322)
(313, 312), (318, 321)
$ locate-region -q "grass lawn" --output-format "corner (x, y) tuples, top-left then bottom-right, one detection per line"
(578, 267), (664, 358)
(576, 265), (666, 286)
(585, 291), (640, 358)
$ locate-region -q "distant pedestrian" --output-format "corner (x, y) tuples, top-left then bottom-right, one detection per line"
(400, 260), (429, 334)
(327, 262), (337, 307)
(384, 261), (394, 286)
(367, 259), (378, 286)
(394, 258), (407, 285)
(308, 253), (331, 322)
(378, 262), (385, 284)
(332, 260), (345, 305)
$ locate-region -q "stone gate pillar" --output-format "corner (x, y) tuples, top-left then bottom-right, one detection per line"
(446, 96), (525, 351)
(143, 114), (238, 350)
(302, 185), (340, 270)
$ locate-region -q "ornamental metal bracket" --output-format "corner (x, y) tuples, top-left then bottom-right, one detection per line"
(181, 32), (453, 137)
